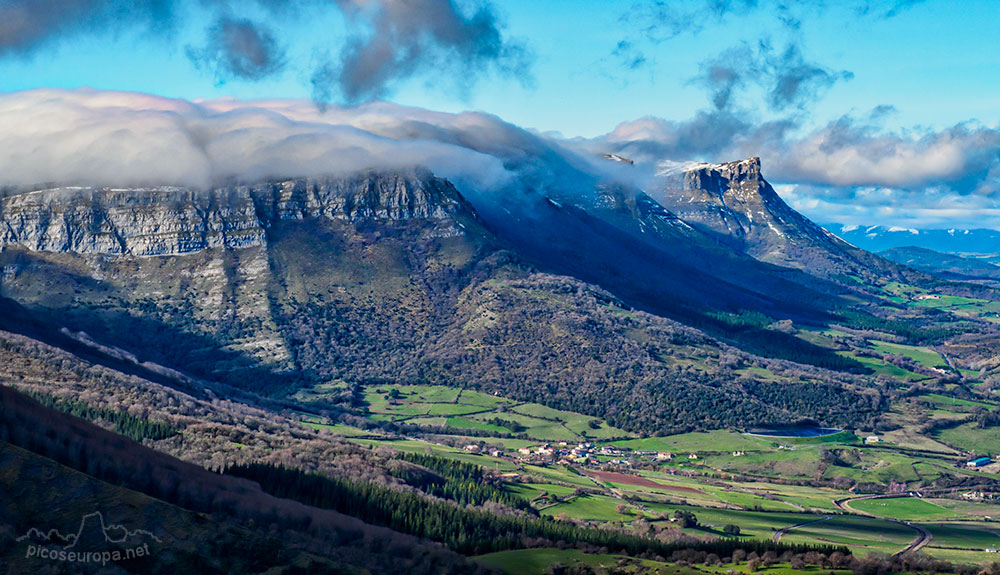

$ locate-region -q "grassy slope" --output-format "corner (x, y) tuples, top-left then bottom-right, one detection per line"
(935, 423), (1000, 454)
(869, 340), (947, 368)
(540, 494), (637, 522)
(612, 431), (768, 453)
(849, 497), (958, 521)
(352, 383), (635, 441)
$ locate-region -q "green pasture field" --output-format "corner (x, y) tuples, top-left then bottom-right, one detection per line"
(794, 329), (844, 349)
(471, 411), (579, 441)
(643, 503), (818, 539)
(598, 473), (807, 512)
(919, 522), (1000, 566)
(505, 482), (577, 503)
(596, 480), (723, 508)
(521, 464), (595, 487)
(540, 493), (636, 522)
(698, 448), (821, 480)
(924, 521), (1000, 549)
(920, 393), (996, 410)
(422, 434), (538, 449)
(930, 498), (1000, 517)
(934, 422), (1000, 454)
(611, 430), (770, 454)
(736, 366), (783, 381)
(836, 351), (929, 381)
(849, 496), (959, 521)
(820, 450), (925, 484)
(869, 340), (947, 368)
(302, 421), (378, 437)
(777, 514), (916, 556)
(357, 383), (632, 441)
(724, 481), (846, 512)
(748, 430), (857, 446)
(347, 438), (518, 471)
(511, 402), (632, 439)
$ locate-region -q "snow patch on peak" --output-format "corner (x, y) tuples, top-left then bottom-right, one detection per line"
(887, 226), (919, 235)
(656, 157), (760, 177)
(841, 224), (860, 233)
(657, 161), (715, 177)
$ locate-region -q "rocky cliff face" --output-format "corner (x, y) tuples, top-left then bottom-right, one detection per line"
(0, 170), (467, 256)
(0, 162), (899, 432)
(661, 157), (898, 280)
(671, 157), (833, 252)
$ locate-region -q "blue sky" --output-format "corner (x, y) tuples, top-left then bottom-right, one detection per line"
(1, 0), (998, 228)
(3, 0), (997, 136)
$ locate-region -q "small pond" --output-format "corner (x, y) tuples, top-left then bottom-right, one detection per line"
(746, 426), (842, 438)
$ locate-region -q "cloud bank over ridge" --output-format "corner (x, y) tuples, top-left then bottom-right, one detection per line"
(0, 88), (597, 196)
(1, 88), (998, 229)
(587, 111), (1000, 227)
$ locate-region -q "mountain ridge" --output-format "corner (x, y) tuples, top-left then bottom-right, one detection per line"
(831, 224), (1000, 254)
(0, 170), (470, 257)
(657, 157), (914, 285)
(878, 245), (1000, 283)
(0, 163), (896, 434)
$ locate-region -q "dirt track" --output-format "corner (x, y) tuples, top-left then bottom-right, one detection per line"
(833, 494), (934, 556)
(772, 516), (832, 542)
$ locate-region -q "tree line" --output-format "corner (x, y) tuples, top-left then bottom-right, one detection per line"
(23, 389), (177, 441)
(392, 452), (530, 511)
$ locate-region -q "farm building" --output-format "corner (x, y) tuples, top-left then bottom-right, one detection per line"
(967, 456), (992, 468)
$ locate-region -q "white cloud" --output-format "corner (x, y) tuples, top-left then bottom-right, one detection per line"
(762, 120), (1000, 190)
(0, 88), (549, 193)
(2, 88), (998, 230)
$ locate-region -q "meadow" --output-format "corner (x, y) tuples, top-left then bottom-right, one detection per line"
(848, 497), (959, 521)
(299, 378), (1000, 567)
(358, 384), (634, 441)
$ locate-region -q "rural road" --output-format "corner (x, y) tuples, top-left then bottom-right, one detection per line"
(772, 516), (831, 542)
(894, 521), (933, 556)
(833, 494), (934, 556)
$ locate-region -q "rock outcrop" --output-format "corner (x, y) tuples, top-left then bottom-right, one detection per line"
(661, 157), (899, 279)
(671, 157), (821, 251)
(0, 170), (467, 256)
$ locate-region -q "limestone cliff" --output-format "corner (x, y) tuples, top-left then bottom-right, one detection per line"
(661, 157), (904, 280)
(0, 170), (467, 256)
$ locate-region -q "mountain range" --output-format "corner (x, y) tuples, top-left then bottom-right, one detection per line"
(5, 154), (1000, 572)
(1, 158), (987, 436)
(829, 224), (1000, 255)
(878, 246), (1000, 283)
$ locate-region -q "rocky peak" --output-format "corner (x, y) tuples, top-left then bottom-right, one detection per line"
(680, 157), (781, 218)
(659, 157), (869, 275)
(683, 157), (762, 190)
(657, 157), (777, 248)
(0, 170), (472, 256)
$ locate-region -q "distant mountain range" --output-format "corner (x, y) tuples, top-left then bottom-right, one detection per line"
(827, 224), (1000, 254)
(877, 246), (1000, 282)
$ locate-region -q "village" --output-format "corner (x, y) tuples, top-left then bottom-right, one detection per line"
(454, 435), (996, 486)
(459, 440), (749, 470)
